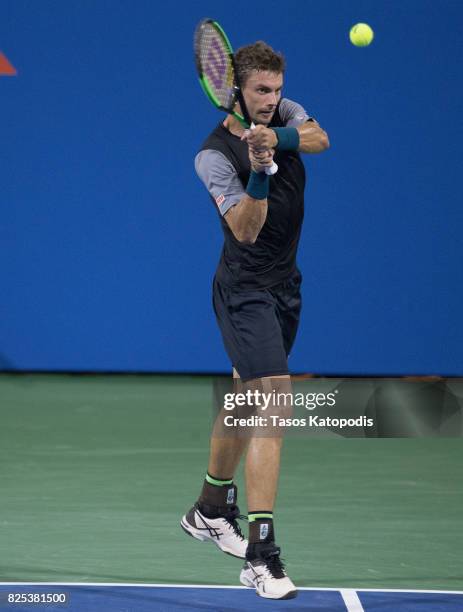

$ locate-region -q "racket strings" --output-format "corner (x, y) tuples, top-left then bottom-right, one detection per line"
(195, 22), (235, 110)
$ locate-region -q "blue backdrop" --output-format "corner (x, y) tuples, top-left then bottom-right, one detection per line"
(1, 0), (462, 374)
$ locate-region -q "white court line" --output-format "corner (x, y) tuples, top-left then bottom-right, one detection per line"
(0, 582), (463, 594)
(341, 589), (365, 612)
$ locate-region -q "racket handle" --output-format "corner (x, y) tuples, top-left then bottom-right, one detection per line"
(250, 122), (278, 176)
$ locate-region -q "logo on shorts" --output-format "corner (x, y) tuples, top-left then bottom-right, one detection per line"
(215, 193), (225, 207)
(226, 487), (235, 504)
(260, 523), (269, 540)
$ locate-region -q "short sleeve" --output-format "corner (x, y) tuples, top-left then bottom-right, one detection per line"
(278, 98), (315, 127)
(195, 150), (245, 216)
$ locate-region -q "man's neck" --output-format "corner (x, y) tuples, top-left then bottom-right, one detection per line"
(223, 114), (246, 138)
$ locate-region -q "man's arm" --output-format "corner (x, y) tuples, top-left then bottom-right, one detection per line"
(195, 148), (273, 245)
(243, 97), (329, 154)
(224, 194), (267, 245)
(244, 120), (329, 154)
(224, 147), (274, 244)
(296, 119), (330, 153)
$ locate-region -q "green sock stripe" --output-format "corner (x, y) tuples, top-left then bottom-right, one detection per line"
(205, 473), (233, 486)
(248, 513), (273, 522)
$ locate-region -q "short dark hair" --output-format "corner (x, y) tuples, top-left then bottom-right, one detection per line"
(234, 41), (286, 86)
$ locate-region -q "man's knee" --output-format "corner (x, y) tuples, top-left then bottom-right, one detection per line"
(242, 375), (293, 418)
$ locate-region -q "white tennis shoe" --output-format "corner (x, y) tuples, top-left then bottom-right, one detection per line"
(181, 503), (248, 559)
(240, 544), (298, 600)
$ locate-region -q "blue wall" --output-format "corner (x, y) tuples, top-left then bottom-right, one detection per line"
(1, 0), (462, 374)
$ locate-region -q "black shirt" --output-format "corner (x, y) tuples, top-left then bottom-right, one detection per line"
(196, 98), (311, 290)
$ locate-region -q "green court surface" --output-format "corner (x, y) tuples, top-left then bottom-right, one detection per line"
(1, 374), (462, 591)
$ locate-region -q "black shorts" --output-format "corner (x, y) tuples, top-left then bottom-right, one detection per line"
(212, 271), (302, 382)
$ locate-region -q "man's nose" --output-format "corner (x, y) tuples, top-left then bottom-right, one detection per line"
(267, 92), (278, 106)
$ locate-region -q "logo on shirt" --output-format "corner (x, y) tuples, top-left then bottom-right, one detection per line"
(215, 193), (225, 207)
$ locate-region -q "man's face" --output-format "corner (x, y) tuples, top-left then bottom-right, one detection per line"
(241, 70), (283, 125)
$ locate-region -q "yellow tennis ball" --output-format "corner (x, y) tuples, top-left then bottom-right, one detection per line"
(349, 23), (374, 47)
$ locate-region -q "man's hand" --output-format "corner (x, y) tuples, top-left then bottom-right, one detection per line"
(241, 124), (278, 151)
(248, 146), (275, 174)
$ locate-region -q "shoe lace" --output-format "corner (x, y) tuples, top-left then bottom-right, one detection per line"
(224, 505), (247, 541)
(263, 546), (286, 580)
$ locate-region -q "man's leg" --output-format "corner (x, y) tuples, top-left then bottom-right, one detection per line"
(207, 368), (249, 478)
(245, 375), (289, 512)
(206, 372), (290, 512)
(180, 369), (249, 559)
(240, 374), (298, 600)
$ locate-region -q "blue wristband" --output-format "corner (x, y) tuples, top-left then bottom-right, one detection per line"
(246, 171), (269, 200)
(272, 127), (300, 151)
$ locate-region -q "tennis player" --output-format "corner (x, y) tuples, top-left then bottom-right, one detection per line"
(181, 41), (329, 600)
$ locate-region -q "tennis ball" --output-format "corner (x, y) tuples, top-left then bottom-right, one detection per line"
(349, 23), (374, 47)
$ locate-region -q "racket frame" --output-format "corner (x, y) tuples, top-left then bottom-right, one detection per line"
(195, 19), (249, 128)
(195, 18), (278, 175)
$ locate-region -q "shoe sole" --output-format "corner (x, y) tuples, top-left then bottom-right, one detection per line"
(180, 516), (246, 559)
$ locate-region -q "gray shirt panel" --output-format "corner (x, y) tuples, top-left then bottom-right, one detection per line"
(279, 97), (314, 127)
(195, 149), (245, 216)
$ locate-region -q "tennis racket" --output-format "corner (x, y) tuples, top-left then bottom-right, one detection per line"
(194, 18), (278, 176)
